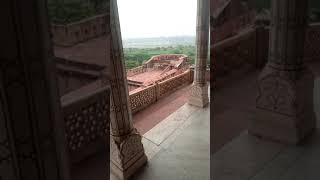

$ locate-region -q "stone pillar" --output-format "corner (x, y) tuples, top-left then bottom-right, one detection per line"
(109, 0), (147, 179)
(249, 0), (316, 144)
(189, 0), (210, 107)
(0, 0), (71, 180)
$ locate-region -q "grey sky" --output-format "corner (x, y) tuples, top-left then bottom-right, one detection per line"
(117, 0), (197, 39)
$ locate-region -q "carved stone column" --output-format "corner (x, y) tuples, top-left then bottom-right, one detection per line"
(189, 0), (210, 107)
(109, 0), (147, 179)
(249, 0), (316, 144)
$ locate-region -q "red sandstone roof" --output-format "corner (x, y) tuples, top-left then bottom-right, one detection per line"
(127, 70), (163, 85)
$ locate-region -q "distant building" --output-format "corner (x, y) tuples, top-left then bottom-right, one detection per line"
(211, 0), (256, 44)
(127, 54), (190, 92)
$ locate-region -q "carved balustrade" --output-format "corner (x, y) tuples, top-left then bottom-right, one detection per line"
(212, 11), (256, 44)
(211, 23), (320, 80)
(126, 65), (146, 77)
(52, 13), (108, 46)
(61, 80), (109, 163)
(129, 85), (157, 113)
(158, 70), (193, 98)
(212, 28), (257, 77)
(128, 69), (193, 114)
(143, 54), (188, 68)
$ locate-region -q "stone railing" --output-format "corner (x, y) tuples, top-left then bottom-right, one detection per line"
(211, 23), (320, 80)
(55, 57), (106, 96)
(126, 65), (146, 77)
(61, 80), (109, 163)
(129, 69), (193, 113)
(52, 13), (108, 46)
(212, 11), (256, 44)
(129, 85), (157, 113)
(158, 69), (193, 98)
(212, 28), (257, 77)
(144, 54), (188, 67)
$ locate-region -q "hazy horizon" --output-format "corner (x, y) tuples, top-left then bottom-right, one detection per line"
(117, 0), (197, 39)
(122, 35), (196, 40)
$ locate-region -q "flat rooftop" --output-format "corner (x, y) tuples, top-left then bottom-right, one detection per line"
(127, 70), (163, 84)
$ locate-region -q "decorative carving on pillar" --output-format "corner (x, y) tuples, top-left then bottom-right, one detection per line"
(249, 0), (316, 144)
(189, 0), (210, 107)
(257, 72), (297, 116)
(109, 0), (147, 179)
(111, 129), (145, 170)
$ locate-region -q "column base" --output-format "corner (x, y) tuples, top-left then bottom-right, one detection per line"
(249, 108), (316, 144)
(110, 129), (148, 180)
(249, 66), (316, 144)
(188, 83), (209, 107)
(111, 153), (147, 180)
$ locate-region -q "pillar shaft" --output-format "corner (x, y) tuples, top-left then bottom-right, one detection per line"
(110, 0), (147, 179)
(189, 0), (210, 107)
(249, 0), (316, 144)
(268, 0), (309, 70)
(109, 0), (133, 140)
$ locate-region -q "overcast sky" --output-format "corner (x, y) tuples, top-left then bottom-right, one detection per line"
(117, 0), (197, 39)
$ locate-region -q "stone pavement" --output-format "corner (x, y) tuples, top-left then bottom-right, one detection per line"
(111, 102), (210, 180)
(212, 61), (320, 180)
(133, 84), (192, 135)
(213, 66), (258, 153)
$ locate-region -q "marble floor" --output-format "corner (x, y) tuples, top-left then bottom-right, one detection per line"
(72, 84), (209, 180)
(212, 61), (320, 180)
(111, 99), (210, 180)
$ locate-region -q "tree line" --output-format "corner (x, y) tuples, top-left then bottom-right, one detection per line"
(124, 45), (196, 69)
(47, 0), (108, 24)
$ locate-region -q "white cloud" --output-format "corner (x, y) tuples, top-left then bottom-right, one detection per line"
(117, 0), (197, 39)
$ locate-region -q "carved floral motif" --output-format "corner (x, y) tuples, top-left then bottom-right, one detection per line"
(64, 90), (109, 152)
(257, 73), (297, 116)
(110, 130), (144, 166)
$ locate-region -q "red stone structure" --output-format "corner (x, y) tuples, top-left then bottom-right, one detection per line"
(52, 14), (108, 46)
(211, 0), (256, 44)
(127, 54), (189, 91)
(126, 54), (193, 113)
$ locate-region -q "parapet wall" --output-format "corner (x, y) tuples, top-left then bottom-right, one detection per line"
(212, 11), (256, 44)
(127, 65), (146, 77)
(211, 23), (320, 86)
(129, 69), (194, 113)
(61, 80), (109, 163)
(144, 54), (188, 65)
(51, 13), (108, 46)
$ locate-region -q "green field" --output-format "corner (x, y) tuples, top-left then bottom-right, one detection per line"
(123, 45), (196, 69)
(47, 0), (108, 24)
